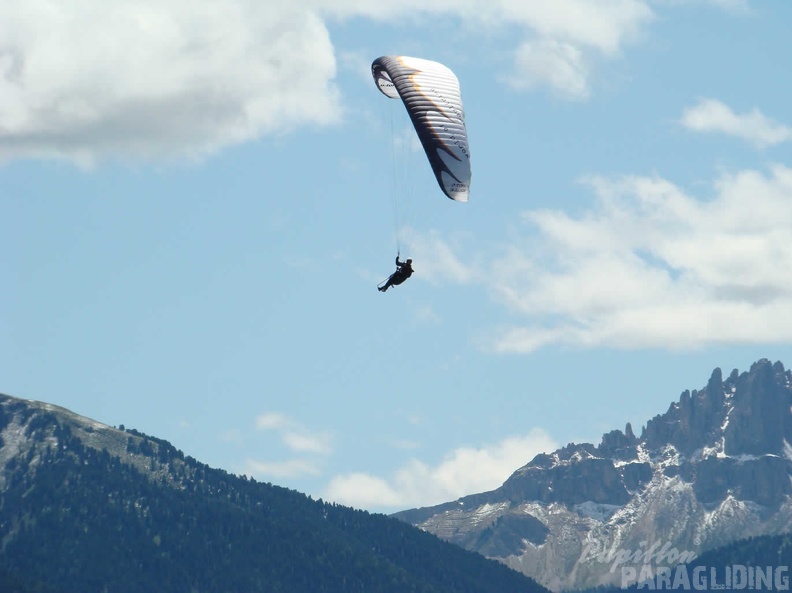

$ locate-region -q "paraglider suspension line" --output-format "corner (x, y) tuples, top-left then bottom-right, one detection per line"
(389, 107), (404, 256)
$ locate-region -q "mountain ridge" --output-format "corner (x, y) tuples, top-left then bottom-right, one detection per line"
(393, 358), (792, 591)
(0, 392), (549, 593)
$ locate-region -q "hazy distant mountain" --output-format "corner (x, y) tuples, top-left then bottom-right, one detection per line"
(0, 394), (549, 593)
(394, 359), (792, 591)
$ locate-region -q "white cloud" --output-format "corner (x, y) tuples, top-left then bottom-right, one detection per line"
(313, 0), (653, 56)
(0, 0), (662, 165)
(500, 0), (653, 98)
(324, 473), (405, 507)
(508, 39), (590, 100)
(335, 0), (654, 99)
(498, 0), (653, 54)
(255, 412), (292, 431)
(484, 165), (792, 352)
(248, 412), (333, 479)
(0, 1), (341, 165)
(255, 411), (333, 454)
(403, 228), (476, 285)
(324, 429), (557, 510)
(282, 431), (333, 455)
(680, 99), (792, 149)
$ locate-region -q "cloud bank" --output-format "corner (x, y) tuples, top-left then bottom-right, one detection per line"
(0, 1), (340, 165)
(324, 429), (557, 510)
(0, 0), (662, 164)
(482, 164), (792, 352)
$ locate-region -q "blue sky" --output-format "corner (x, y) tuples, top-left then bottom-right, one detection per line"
(3, 0), (792, 512)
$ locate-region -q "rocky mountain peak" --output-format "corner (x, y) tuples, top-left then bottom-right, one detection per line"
(467, 359), (792, 513)
(640, 367), (729, 455)
(496, 360), (790, 512)
(724, 359), (791, 457)
(639, 359), (792, 459)
(597, 423), (639, 461)
(396, 359), (792, 591)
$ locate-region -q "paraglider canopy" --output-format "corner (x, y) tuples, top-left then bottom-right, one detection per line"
(372, 56), (471, 202)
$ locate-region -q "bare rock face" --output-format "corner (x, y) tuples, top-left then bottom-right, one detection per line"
(724, 360), (790, 457)
(393, 359), (792, 591)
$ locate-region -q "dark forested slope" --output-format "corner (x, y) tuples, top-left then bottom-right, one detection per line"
(0, 393), (547, 593)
